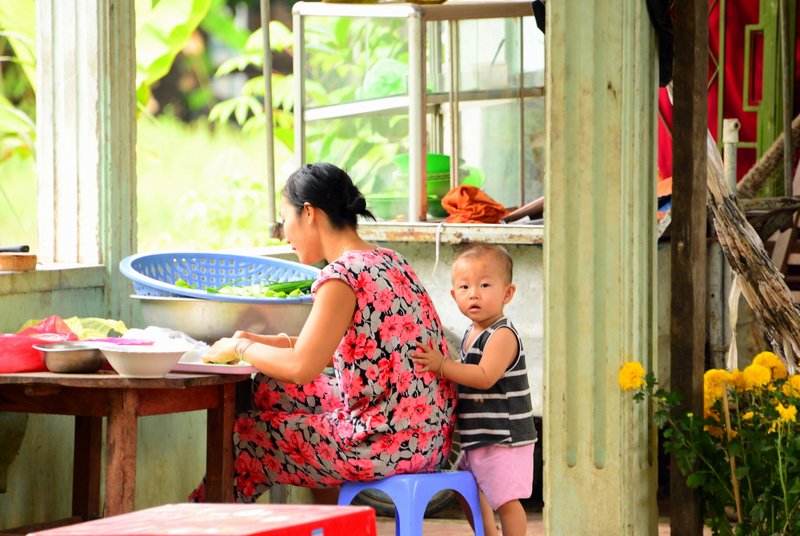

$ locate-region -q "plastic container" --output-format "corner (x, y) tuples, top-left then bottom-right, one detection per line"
(368, 194), (448, 220)
(393, 153), (451, 175)
(119, 251), (319, 304)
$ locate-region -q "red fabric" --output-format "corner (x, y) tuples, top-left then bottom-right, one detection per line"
(658, 1), (800, 183)
(0, 315), (78, 373)
(441, 185), (508, 224)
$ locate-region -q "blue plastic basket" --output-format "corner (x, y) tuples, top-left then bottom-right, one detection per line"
(119, 251), (319, 304)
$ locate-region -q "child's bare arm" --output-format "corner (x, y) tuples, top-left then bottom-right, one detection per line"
(412, 328), (518, 390)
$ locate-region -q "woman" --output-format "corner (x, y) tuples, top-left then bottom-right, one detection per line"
(196, 162), (457, 503)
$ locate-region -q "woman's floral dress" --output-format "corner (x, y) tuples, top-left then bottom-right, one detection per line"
(230, 247), (457, 502)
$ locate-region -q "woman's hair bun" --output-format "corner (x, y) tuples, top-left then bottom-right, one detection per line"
(348, 195), (367, 214)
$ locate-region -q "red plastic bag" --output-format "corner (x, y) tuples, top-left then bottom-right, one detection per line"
(0, 315), (79, 373)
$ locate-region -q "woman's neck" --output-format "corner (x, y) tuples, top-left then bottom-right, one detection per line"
(322, 229), (370, 261)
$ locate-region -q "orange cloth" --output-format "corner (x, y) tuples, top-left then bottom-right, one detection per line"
(441, 185), (508, 224)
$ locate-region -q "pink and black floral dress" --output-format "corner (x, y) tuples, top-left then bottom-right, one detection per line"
(231, 247), (457, 502)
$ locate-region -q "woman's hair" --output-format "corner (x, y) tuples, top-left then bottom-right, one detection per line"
(454, 243), (513, 283)
(282, 163), (375, 229)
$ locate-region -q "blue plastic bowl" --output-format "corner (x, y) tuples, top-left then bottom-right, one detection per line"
(119, 251), (319, 304)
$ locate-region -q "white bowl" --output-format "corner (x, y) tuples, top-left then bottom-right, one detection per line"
(99, 342), (193, 378)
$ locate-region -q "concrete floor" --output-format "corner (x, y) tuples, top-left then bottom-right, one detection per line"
(373, 501), (713, 535)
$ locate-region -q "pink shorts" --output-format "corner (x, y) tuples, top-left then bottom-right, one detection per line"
(459, 443), (535, 511)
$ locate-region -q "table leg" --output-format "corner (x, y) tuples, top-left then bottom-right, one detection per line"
(206, 382), (236, 502)
(72, 416), (102, 520)
(105, 389), (138, 515)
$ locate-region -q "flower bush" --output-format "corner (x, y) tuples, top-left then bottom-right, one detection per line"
(619, 352), (800, 535)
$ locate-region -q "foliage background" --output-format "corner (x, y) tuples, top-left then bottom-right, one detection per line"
(0, 0), (297, 253)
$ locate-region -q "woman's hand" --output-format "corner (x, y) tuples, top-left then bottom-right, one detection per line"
(412, 343), (446, 374)
(203, 337), (241, 364)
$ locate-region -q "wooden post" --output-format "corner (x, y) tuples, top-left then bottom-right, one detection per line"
(670, 1), (708, 534)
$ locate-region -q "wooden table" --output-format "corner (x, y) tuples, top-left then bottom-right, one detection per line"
(0, 371), (250, 520)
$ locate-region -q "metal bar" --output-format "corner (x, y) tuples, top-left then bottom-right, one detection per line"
(293, 11), (305, 168)
(449, 20), (460, 194)
(408, 14), (425, 222)
(260, 0), (277, 235)
(302, 88), (544, 122)
(715, 0), (727, 149)
(430, 20), (444, 151)
(292, 1), (534, 20)
(721, 118), (740, 368)
(518, 16), (525, 204)
(779, 0), (793, 196)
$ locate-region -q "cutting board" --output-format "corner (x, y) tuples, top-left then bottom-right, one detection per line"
(0, 253), (37, 271)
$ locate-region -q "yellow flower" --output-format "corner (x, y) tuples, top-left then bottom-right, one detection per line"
(742, 364), (772, 390)
(782, 374), (800, 397)
(742, 411), (754, 420)
(704, 425), (724, 439)
(752, 351), (788, 381)
(729, 369), (746, 391)
(618, 362), (646, 391)
(776, 403), (797, 424)
(704, 369), (731, 402)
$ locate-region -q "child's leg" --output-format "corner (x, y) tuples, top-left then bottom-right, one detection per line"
(478, 489), (501, 536)
(455, 492), (499, 536)
(496, 499), (527, 536)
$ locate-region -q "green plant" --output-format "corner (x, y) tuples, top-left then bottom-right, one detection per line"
(619, 353), (800, 535)
(209, 15), (411, 194)
(135, 0), (213, 108)
(0, 0), (213, 244)
(136, 114), (288, 251)
(208, 18), (294, 150)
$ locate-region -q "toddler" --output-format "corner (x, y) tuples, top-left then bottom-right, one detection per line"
(413, 244), (537, 536)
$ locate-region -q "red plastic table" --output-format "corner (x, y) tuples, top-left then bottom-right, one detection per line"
(28, 503), (378, 536)
(0, 371), (250, 520)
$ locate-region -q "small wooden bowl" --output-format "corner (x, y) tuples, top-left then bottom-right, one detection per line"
(0, 253), (37, 272)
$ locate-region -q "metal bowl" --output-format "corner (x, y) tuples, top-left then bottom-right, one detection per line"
(33, 342), (106, 373)
(132, 295), (313, 343)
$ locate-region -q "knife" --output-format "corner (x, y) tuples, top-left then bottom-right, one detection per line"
(0, 245), (30, 253)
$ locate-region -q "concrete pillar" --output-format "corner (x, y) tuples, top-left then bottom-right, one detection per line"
(544, 1), (659, 533)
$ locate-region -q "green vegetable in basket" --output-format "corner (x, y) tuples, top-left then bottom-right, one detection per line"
(205, 279), (315, 299)
(175, 278), (196, 289)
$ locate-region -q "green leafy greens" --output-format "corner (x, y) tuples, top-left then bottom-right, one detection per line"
(174, 278), (314, 298)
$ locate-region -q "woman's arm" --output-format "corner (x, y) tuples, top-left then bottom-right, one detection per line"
(412, 328), (518, 390)
(205, 279), (355, 383)
(233, 330), (295, 348)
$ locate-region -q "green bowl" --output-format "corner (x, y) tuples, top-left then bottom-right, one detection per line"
(368, 194), (407, 221)
(392, 172), (452, 198)
(426, 174), (451, 197)
(368, 194), (447, 221)
(393, 153), (451, 175)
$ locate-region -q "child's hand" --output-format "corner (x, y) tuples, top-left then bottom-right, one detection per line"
(412, 343), (446, 374)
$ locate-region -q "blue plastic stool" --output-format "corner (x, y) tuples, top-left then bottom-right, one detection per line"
(338, 471), (485, 536)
